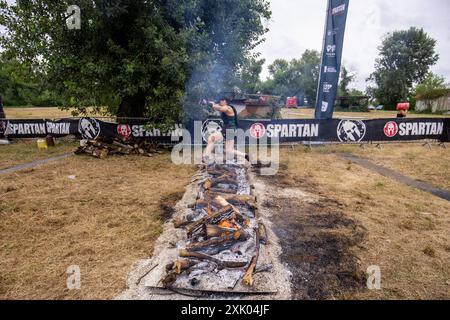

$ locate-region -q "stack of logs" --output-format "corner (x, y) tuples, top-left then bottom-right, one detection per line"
(75, 139), (160, 159)
(162, 163), (268, 290)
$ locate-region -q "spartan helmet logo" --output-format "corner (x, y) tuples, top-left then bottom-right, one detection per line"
(337, 120), (367, 142)
(78, 118), (101, 140)
(384, 121), (399, 138)
(250, 123), (266, 139)
(117, 124), (132, 140)
(201, 120), (223, 143)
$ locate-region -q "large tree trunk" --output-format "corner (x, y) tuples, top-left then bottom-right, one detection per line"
(116, 91), (146, 119)
(0, 95), (5, 119)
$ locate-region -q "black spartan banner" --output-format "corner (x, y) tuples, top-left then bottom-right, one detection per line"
(0, 117), (449, 143)
(315, 0), (350, 120)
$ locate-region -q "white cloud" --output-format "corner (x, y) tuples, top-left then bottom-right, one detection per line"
(256, 0), (450, 90)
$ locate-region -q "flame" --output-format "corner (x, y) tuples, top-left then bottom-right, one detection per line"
(219, 220), (237, 230)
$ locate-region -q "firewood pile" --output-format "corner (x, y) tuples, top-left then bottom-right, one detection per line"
(161, 162), (269, 291)
(75, 139), (160, 159)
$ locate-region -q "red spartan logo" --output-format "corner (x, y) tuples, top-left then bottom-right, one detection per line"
(117, 124), (132, 140)
(384, 121), (399, 138)
(250, 123), (266, 139)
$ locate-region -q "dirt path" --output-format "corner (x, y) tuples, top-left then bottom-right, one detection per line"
(340, 154), (450, 202)
(0, 153), (74, 175)
(254, 166), (366, 300)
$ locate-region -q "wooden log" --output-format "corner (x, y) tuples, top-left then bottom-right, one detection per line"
(203, 178), (213, 190)
(193, 199), (221, 211)
(112, 140), (134, 150)
(223, 194), (257, 202)
(204, 224), (237, 238)
(208, 187), (237, 194)
(174, 259), (198, 274)
(204, 204), (214, 216)
(173, 218), (192, 229)
(165, 262), (175, 272)
(179, 249), (248, 269)
(206, 168), (237, 177)
(185, 231), (249, 252)
(224, 195), (257, 209)
(215, 196), (242, 216)
(161, 271), (178, 288)
(186, 205), (234, 236)
(91, 148), (108, 159)
(203, 194), (257, 209)
(242, 230), (260, 286)
(215, 196), (231, 208)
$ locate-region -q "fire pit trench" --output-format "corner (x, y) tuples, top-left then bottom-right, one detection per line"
(135, 161), (281, 296)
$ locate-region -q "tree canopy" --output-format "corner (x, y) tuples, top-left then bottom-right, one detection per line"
(338, 66), (355, 97)
(414, 72), (449, 100)
(260, 49), (321, 105)
(0, 0), (271, 126)
(368, 27), (439, 109)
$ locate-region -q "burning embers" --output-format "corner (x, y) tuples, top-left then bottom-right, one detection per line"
(162, 163), (268, 291)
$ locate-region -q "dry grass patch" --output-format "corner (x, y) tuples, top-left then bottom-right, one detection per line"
(0, 153), (194, 299)
(292, 143), (450, 191)
(4, 107), (72, 119)
(281, 108), (450, 120)
(3, 107), (106, 119)
(0, 140), (78, 170)
(347, 144), (450, 191)
(275, 148), (450, 299)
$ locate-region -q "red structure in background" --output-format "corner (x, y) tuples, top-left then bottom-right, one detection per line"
(397, 102), (410, 111)
(285, 97), (298, 108)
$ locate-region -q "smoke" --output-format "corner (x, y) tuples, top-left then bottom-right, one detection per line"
(182, 43), (238, 121)
(177, 1), (250, 121)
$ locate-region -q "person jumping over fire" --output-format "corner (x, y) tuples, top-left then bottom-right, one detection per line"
(203, 97), (249, 164)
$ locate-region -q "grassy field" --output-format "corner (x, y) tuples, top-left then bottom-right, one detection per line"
(0, 152), (195, 300)
(4, 107), (73, 119)
(0, 140), (78, 171)
(330, 144), (450, 190)
(1, 107), (449, 300)
(3, 107), (106, 119)
(281, 108), (450, 119)
(5, 106), (449, 120)
(272, 147), (450, 299)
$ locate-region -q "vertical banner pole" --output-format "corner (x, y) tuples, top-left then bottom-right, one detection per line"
(315, 0), (350, 119)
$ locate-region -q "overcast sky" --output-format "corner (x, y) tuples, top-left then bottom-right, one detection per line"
(1, 0), (449, 91)
(256, 0), (450, 90)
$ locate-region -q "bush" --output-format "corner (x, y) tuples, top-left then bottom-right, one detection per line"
(415, 88), (450, 100)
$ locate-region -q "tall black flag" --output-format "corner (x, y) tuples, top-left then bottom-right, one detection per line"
(315, 0), (350, 119)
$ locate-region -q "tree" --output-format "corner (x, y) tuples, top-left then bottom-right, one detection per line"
(0, 52), (62, 106)
(261, 49), (320, 105)
(338, 66), (355, 96)
(414, 72), (449, 100)
(0, 0), (271, 127)
(0, 93), (4, 119)
(239, 57), (265, 94)
(368, 27), (439, 109)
